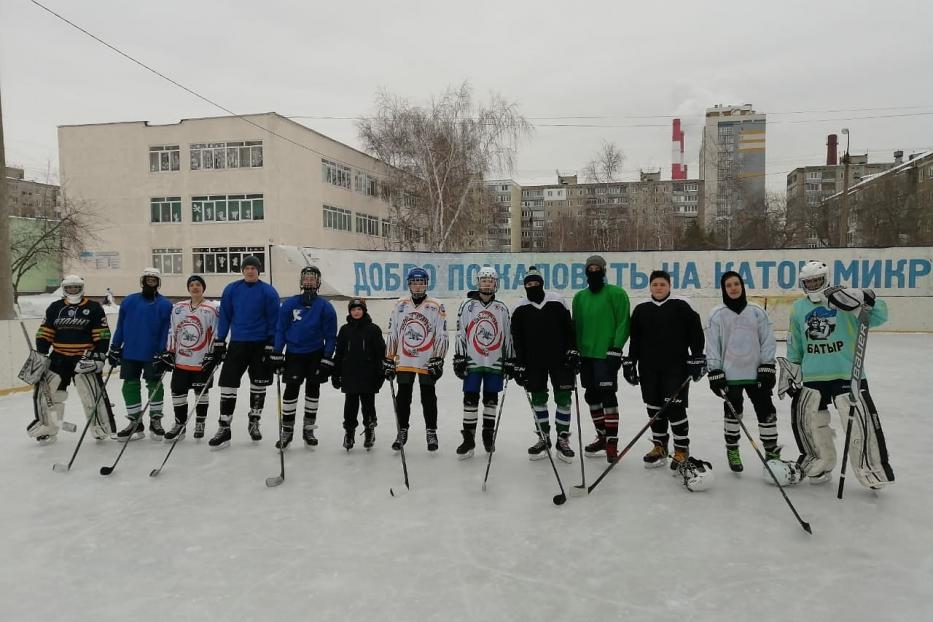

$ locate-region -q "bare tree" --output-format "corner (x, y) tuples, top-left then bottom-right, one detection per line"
(358, 82), (532, 252)
(583, 141), (624, 183)
(10, 198), (99, 300)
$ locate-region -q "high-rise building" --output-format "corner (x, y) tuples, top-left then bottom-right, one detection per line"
(698, 104), (766, 243)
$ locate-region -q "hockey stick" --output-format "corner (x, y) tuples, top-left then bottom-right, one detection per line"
(150, 364), (218, 478)
(52, 367), (116, 473)
(16, 304), (77, 433)
(720, 391), (812, 534)
(837, 305), (871, 500)
(100, 373), (166, 476)
(265, 374), (286, 487)
(587, 377), (691, 495)
(481, 378), (509, 492)
(388, 378), (410, 497)
(523, 391), (568, 506)
(568, 382), (587, 497)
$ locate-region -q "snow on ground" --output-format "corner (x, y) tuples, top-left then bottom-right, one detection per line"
(1, 334), (930, 621)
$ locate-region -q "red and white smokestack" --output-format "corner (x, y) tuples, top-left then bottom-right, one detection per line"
(672, 119), (686, 180)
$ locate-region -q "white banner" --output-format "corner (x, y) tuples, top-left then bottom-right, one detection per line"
(271, 246), (933, 299)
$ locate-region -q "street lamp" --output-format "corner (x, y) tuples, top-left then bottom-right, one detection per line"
(840, 128), (851, 247)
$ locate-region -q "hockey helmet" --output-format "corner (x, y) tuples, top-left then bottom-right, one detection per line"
(763, 459), (804, 487)
(140, 267), (161, 290)
(799, 261), (828, 303)
(679, 457), (715, 492)
(301, 265), (322, 294)
(477, 266), (498, 294)
(407, 267), (429, 296)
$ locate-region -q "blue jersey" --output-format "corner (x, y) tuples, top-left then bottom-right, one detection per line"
(275, 295), (337, 356)
(111, 293), (172, 362)
(217, 279), (280, 343)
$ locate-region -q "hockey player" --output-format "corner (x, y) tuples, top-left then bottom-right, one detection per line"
(783, 260), (893, 488)
(706, 271), (781, 473)
(509, 266), (578, 462)
(383, 267), (448, 452)
(332, 298), (386, 451)
(204, 255), (280, 449)
(622, 270), (706, 474)
(155, 275), (219, 442)
(571, 255), (630, 462)
(270, 266), (337, 449)
(453, 266), (512, 459)
(27, 274), (115, 444)
(108, 268), (172, 441)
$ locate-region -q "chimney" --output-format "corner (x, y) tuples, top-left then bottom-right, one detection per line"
(672, 119), (686, 180)
(894, 150), (904, 165)
(826, 134), (838, 165)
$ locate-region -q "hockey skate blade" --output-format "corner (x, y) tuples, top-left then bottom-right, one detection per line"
(265, 475), (284, 487)
(52, 463), (70, 473)
(569, 485), (588, 497)
(62, 422), (77, 433)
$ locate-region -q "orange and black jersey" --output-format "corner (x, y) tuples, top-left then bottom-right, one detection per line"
(36, 298), (111, 358)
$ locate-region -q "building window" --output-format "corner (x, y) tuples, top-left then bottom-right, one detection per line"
(190, 141), (263, 170)
(323, 205), (352, 231)
(322, 159), (352, 189)
(356, 213), (380, 236)
(152, 248), (183, 274)
(150, 197), (182, 223)
(381, 219), (392, 239)
(191, 194), (264, 223)
(149, 146), (180, 172)
(192, 246), (265, 274)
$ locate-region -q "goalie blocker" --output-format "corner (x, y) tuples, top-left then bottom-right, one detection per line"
(778, 357), (893, 489)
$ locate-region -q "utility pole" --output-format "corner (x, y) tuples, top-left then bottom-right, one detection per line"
(839, 128), (851, 248)
(0, 83), (17, 319)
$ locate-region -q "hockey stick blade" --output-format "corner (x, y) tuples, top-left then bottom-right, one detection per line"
(99, 465), (115, 476)
(265, 475), (284, 487)
(552, 493), (567, 505)
(569, 485), (588, 497)
(389, 485), (409, 497)
(62, 422), (77, 433)
(52, 462), (70, 473)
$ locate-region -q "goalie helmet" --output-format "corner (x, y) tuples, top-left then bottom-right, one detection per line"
(799, 261), (828, 303)
(763, 459), (804, 486)
(477, 266), (498, 295)
(140, 267), (162, 290)
(679, 457), (715, 492)
(61, 274), (85, 304)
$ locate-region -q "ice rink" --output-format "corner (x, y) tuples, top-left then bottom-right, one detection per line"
(1, 333), (930, 621)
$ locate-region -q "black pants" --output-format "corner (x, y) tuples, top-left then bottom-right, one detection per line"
(395, 372), (437, 430)
(640, 367), (690, 452)
(581, 358), (620, 440)
(344, 393), (376, 431)
(218, 341), (272, 424)
(170, 367), (212, 423)
(282, 352), (322, 429)
(722, 384), (777, 451)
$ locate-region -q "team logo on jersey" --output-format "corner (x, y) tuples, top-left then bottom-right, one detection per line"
(401, 311), (434, 357)
(805, 307), (837, 341)
(67, 308), (76, 317)
(466, 309), (502, 356)
(82, 309), (89, 316)
(176, 315), (208, 352)
(293, 309), (303, 322)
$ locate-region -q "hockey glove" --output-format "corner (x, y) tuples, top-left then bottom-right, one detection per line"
(427, 356), (444, 380)
(18, 350), (50, 385)
(564, 348), (581, 374)
(331, 374), (342, 390)
(453, 354), (470, 380)
(318, 355), (335, 382)
(687, 355), (707, 382)
(824, 286), (875, 312)
(106, 346), (122, 368)
(152, 350), (175, 374)
(757, 363), (776, 392)
(77, 351), (106, 375)
(621, 356), (639, 386)
(606, 347), (623, 373)
(268, 351), (286, 375)
(202, 341), (226, 368)
(509, 360), (527, 387)
(383, 357), (397, 382)
(707, 368), (727, 396)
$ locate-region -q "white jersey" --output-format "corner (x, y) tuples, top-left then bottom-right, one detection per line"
(167, 299), (219, 371)
(705, 302), (776, 382)
(456, 293), (512, 373)
(386, 295), (448, 374)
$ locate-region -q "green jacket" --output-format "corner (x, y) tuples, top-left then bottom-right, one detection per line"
(572, 284), (631, 359)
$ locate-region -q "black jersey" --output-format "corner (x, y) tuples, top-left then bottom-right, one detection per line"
(511, 291), (576, 369)
(36, 297), (111, 358)
(628, 296), (704, 372)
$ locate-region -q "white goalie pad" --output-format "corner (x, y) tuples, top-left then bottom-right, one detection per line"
(833, 392), (895, 489)
(776, 357), (802, 400)
(27, 371), (67, 438)
(75, 373), (116, 438)
(763, 459), (804, 486)
(19, 350), (51, 385)
(791, 387), (836, 477)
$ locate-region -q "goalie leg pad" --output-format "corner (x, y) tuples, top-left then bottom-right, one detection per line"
(791, 386), (836, 477)
(28, 372), (67, 438)
(75, 373), (116, 438)
(834, 389), (894, 489)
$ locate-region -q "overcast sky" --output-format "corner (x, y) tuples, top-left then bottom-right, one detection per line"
(3, 0), (932, 191)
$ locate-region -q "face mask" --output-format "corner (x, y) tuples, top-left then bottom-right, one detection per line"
(142, 284), (157, 299)
(525, 285), (545, 303)
(586, 269), (605, 292)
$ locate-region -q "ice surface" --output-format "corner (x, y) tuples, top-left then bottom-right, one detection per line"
(0, 334), (930, 621)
